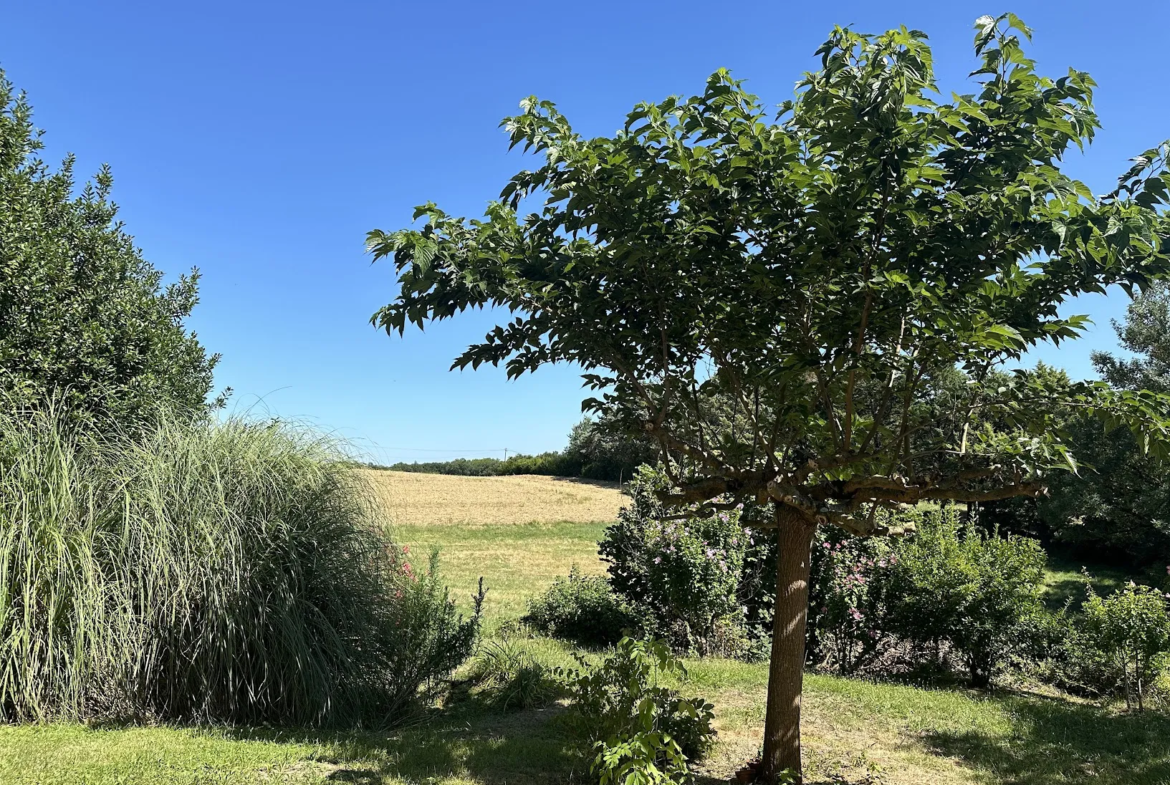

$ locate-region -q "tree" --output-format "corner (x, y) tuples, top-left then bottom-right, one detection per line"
(1016, 284), (1170, 566)
(565, 414), (657, 482)
(0, 72), (221, 425)
(370, 17), (1170, 781)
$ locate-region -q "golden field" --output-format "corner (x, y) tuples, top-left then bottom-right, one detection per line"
(360, 469), (627, 527)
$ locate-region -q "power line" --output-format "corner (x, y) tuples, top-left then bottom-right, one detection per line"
(374, 447), (512, 453)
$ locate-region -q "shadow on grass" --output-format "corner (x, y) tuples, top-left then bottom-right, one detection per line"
(218, 701), (586, 785)
(924, 695), (1170, 785)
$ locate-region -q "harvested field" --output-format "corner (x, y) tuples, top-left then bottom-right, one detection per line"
(360, 470), (626, 526)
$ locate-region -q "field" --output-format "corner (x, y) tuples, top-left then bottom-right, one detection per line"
(362, 469), (627, 526)
(2, 470), (1170, 785)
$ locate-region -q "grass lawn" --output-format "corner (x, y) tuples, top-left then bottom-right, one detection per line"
(395, 520), (607, 622)
(3, 472), (1169, 784)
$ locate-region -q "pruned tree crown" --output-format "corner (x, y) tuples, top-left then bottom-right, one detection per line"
(370, 15), (1170, 534)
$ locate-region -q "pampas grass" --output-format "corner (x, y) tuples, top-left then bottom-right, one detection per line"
(0, 404), (478, 726)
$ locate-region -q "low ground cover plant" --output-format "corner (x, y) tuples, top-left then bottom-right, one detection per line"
(469, 636), (561, 711)
(0, 403), (479, 726)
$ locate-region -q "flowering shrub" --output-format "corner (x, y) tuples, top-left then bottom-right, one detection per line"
(600, 467), (756, 656)
(807, 531), (897, 674)
(379, 547), (485, 713)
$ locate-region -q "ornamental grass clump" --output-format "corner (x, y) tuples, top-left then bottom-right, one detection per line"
(0, 403), (478, 726)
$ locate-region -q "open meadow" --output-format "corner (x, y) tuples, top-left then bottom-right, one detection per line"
(3, 470), (1169, 785)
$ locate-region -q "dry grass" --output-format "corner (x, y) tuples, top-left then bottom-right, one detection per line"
(360, 470), (627, 527)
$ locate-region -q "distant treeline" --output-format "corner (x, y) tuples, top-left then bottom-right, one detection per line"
(379, 419), (656, 483)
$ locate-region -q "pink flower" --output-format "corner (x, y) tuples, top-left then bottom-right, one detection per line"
(654, 557), (662, 564)
(402, 545), (410, 554)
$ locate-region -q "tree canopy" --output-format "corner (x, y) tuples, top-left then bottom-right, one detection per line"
(372, 17), (1170, 533)
(0, 72), (221, 425)
(371, 15), (1170, 782)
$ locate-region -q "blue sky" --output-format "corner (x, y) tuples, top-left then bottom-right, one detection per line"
(4, 1), (1169, 462)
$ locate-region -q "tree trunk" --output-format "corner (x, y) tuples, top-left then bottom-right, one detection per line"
(760, 504), (816, 784)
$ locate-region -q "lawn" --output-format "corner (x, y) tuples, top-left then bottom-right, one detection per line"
(3, 472), (1169, 785)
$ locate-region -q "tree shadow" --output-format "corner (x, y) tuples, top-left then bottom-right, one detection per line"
(923, 694), (1170, 784)
(216, 702), (587, 785)
(546, 475), (623, 491)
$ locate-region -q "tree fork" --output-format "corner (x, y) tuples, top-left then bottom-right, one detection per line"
(760, 503), (817, 783)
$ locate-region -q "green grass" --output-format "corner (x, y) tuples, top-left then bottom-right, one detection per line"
(396, 521), (608, 622)
(1041, 551), (1132, 611)
(5, 511), (1170, 784)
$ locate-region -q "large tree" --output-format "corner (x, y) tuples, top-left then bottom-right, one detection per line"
(1026, 281), (1170, 565)
(370, 17), (1170, 782)
(0, 72), (221, 425)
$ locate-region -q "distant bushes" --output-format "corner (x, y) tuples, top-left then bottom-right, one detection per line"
(0, 405), (479, 726)
(388, 451), (578, 477)
(387, 416), (656, 482)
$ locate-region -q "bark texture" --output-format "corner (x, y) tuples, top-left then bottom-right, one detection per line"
(760, 504), (817, 783)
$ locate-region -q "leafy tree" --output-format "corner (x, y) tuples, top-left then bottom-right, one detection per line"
(370, 16), (1170, 781)
(1019, 285), (1170, 565)
(0, 72), (221, 425)
(565, 415), (657, 482)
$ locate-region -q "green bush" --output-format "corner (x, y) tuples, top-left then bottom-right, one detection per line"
(1081, 582), (1170, 710)
(560, 637), (716, 784)
(883, 508), (1048, 688)
(0, 404), (480, 726)
(524, 566), (640, 647)
(600, 467), (757, 656)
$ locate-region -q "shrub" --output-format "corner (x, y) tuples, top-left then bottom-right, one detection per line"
(561, 637), (716, 784)
(883, 508), (1048, 687)
(807, 530), (896, 675)
(524, 566), (640, 647)
(601, 467), (758, 656)
(1081, 582), (1170, 710)
(0, 404), (480, 726)
(469, 637), (561, 711)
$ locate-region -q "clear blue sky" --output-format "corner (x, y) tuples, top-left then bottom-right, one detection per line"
(3, 1), (1168, 462)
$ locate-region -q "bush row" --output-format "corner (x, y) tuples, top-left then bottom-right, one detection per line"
(527, 467), (1170, 707)
(385, 417), (657, 483)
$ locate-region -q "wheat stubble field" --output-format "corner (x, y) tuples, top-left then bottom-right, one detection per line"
(362, 469), (623, 619)
(361, 469), (626, 526)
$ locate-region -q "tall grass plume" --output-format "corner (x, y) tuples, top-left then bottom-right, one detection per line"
(0, 404), (479, 726)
